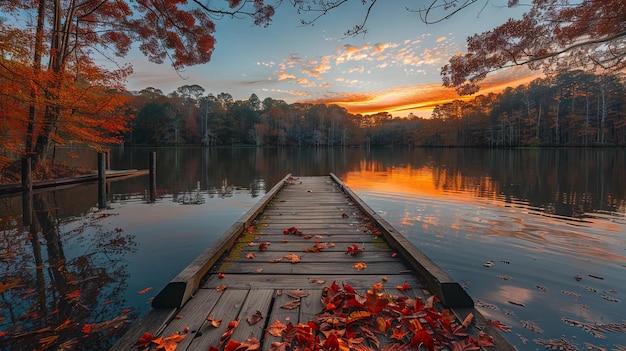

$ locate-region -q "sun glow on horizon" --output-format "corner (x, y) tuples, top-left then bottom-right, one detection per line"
(301, 66), (543, 118)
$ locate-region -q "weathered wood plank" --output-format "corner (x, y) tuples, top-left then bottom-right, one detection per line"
(158, 288), (225, 350)
(216, 260), (409, 275)
(224, 251), (396, 264)
(261, 291), (304, 351)
(229, 289), (274, 343)
(202, 274), (422, 290)
(186, 289), (250, 350)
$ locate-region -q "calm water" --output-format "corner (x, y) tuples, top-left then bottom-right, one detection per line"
(0, 147), (624, 350)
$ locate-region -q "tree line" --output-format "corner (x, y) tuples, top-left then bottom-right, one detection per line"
(128, 70), (625, 148)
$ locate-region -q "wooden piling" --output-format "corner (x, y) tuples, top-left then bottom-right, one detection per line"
(21, 157), (33, 226)
(149, 152), (156, 203)
(98, 152), (106, 209)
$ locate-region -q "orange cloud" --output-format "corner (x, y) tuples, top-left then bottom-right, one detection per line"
(299, 66), (543, 117)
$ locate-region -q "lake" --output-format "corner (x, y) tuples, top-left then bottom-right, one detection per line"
(1, 147), (624, 350)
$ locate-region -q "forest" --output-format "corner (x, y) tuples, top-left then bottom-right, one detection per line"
(127, 70), (625, 148)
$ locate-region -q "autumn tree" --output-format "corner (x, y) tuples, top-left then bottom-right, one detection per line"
(441, 0), (626, 95)
(0, 0), (276, 168)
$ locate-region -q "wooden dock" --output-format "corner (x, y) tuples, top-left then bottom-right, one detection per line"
(0, 169), (148, 196)
(112, 174), (516, 351)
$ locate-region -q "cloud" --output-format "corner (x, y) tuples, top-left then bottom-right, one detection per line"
(298, 66), (543, 117)
(277, 72), (296, 81)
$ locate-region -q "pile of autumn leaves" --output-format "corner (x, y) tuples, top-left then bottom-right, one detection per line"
(136, 280), (495, 351)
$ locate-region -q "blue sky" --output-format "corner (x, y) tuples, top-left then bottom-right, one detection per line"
(124, 1), (538, 117)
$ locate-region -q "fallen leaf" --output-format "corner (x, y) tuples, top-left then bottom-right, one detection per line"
(284, 253), (301, 263)
(310, 279), (325, 284)
(488, 319), (511, 333)
(206, 318), (222, 328)
(137, 332), (155, 345)
(138, 287), (152, 294)
(223, 339), (242, 351)
(151, 332), (186, 351)
(216, 285), (227, 292)
(268, 319), (287, 337)
(281, 299), (301, 309)
(396, 281), (410, 291)
(239, 336), (261, 350)
(286, 289), (309, 298)
(247, 310), (263, 325)
(246, 253), (256, 259)
(352, 262), (367, 271)
(508, 300), (525, 307)
(218, 273), (225, 279)
(219, 319), (240, 346)
(269, 341), (288, 351)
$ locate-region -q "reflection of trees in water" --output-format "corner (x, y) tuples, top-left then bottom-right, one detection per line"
(0, 193), (137, 350)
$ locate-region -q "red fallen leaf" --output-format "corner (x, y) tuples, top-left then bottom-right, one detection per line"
(391, 252), (398, 258)
(218, 273), (225, 279)
(223, 339), (242, 351)
(138, 287), (152, 294)
(65, 289), (81, 300)
(246, 253), (256, 259)
(281, 299), (301, 309)
(411, 329), (435, 351)
(259, 242), (270, 251)
(488, 319), (511, 333)
(219, 319), (240, 346)
(152, 332), (186, 351)
(268, 319), (287, 337)
(136, 332), (155, 345)
(342, 213), (349, 218)
(174, 315), (183, 319)
(391, 326), (409, 340)
(239, 336), (261, 350)
(207, 318), (222, 328)
(303, 234), (313, 239)
(81, 323), (95, 334)
(461, 312), (474, 329)
(346, 243), (365, 256)
(396, 281), (410, 291)
(0, 331), (8, 338)
(283, 226), (302, 235)
(269, 342), (288, 351)
(216, 285), (227, 291)
(208, 347), (219, 351)
(322, 332), (340, 350)
(247, 310), (263, 325)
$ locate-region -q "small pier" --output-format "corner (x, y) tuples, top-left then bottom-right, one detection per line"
(112, 175), (515, 350)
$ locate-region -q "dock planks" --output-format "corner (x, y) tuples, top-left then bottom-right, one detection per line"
(112, 175), (516, 351)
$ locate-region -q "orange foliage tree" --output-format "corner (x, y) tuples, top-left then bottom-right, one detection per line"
(0, 0), (276, 168)
(441, 0), (626, 95)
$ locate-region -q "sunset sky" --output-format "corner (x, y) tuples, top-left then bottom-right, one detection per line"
(123, 1), (542, 117)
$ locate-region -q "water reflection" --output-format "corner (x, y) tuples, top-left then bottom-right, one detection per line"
(1, 191), (137, 350)
(1, 147), (624, 350)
